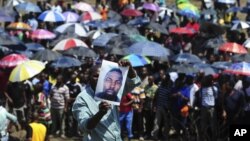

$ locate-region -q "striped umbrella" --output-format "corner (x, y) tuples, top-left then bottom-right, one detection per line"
(219, 42), (247, 54)
(38, 10), (65, 22)
(231, 21), (250, 30)
(74, 2), (94, 12)
(52, 38), (88, 51)
(31, 29), (56, 40)
(0, 53), (28, 68)
(9, 60), (45, 82)
(121, 54), (151, 67)
(63, 11), (79, 23)
(7, 22), (31, 30)
(55, 23), (88, 37)
(80, 11), (102, 23)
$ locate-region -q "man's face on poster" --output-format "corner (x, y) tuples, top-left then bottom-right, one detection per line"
(103, 70), (123, 96)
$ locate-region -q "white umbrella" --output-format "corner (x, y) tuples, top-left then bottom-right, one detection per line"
(6, 0), (25, 7)
(55, 23), (88, 37)
(243, 38), (250, 48)
(231, 21), (250, 30)
(74, 2), (94, 12)
(217, 0), (235, 4)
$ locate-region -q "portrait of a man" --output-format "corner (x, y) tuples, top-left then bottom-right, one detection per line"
(96, 68), (123, 102)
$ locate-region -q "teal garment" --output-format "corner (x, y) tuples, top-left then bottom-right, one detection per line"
(72, 76), (141, 141)
(0, 106), (17, 135)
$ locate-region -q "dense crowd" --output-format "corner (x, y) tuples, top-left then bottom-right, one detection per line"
(1, 0), (250, 141)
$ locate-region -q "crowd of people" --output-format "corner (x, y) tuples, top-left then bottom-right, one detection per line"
(1, 0), (250, 141)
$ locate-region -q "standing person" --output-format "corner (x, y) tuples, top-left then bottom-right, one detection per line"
(72, 61), (140, 141)
(98, 0), (109, 21)
(50, 75), (69, 138)
(0, 102), (18, 141)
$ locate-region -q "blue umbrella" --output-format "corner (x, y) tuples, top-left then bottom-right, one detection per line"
(224, 62), (250, 76)
(226, 6), (241, 13)
(0, 7), (16, 22)
(126, 41), (172, 57)
(172, 53), (202, 63)
(25, 43), (45, 52)
(51, 56), (82, 68)
(15, 2), (41, 13)
(92, 33), (118, 47)
(212, 61), (232, 70)
(127, 17), (150, 26)
(121, 54), (151, 67)
(193, 63), (217, 76)
(38, 10), (65, 22)
(85, 19), (120, 29)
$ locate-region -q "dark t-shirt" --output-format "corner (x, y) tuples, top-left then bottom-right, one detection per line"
(7, 83), (26, 108)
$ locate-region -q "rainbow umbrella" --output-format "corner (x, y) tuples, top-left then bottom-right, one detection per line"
(0, 53), (28, 68)
(178, 2), (199, 12)
(31, 29), (56, 40)
(9, 60), (45, 82)
(7, 22), (31, 30)
(122, 54), (151, 67)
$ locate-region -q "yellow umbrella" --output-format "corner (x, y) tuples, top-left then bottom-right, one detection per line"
(7, 22), (32, 30)
(178, 2), (199, 13)
(9, 60), (45, 82)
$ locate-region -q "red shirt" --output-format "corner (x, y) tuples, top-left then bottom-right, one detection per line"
(120, 93), (133, 113)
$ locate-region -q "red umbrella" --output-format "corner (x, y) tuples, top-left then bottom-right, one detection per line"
(170, 27), (196, 34)
(219, 42), (248, 54)
(121, 9), (143, 17)
(0, 53), (28, 68)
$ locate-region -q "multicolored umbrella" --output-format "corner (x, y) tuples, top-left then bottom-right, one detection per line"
(224, 62), (250, 76)
(15, 2), (41, 13)
(55, 23), (88, 37)
(121, 54), (151, 67)
(219, 42), (247, 54)
(178, 9), (200, 18)
(143, 2), (160, 12)
(9, 60), (45, 82)
(0, 53), (28, 68)
(7, 22), (31, 30)
(38, 10), (65, 22)
(231, 21), (250, 30)
(51, 56), (82, 68)
(121, 9), (143, 17)
(32, 49), (62, 61)
(63, 11), (79, 23)
(52, 38), (88, 51)
(170, 27), (196, 34)
(31, 29), (56, 40)
(80, 11), (102, 23)
(74, 2), (94, 12)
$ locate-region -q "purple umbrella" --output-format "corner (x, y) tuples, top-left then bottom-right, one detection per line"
(63, 11), (79, 23)
(143, 2), (160, 12)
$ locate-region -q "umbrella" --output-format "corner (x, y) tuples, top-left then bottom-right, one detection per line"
(170, 27), (196, 34)
(232, 54), (250, 62)
(243, 38), (250, 48)
(199, 22), (225, 37)
(80, 11), (102, 23)
(7, 22), (31, 30)
(9, 60), (45, 82)
(25, 43), (45, 51)
(172, 64), (199, 75)
(172, 53), (202, 63)
(6, 0), (25, 7)
(52, 38), (88, 51)
(212, 61), (232, 70)
(30, 29), (56, 40)
(201, 8), (217, 15)
(85, 19), (121, 29)
(193, 63), (217, 75)
(0, 7), (16, 22)
(217, 0), (236, 4)
(117, 24), (140, 35)
(178, 2), (199, 12)
(15, 50), (33, 58)
(226, 6), (241, 13)
(63, 47), (97, 58)
(143, 2), (159, 12)
(55, 23), (88, 37)
(108, 10), (122, 21)
(127, 16), (150, 26)
(38, 10), (65, 22)
(178, 9), (200, 18)
(176, 0), (189, 4)
(0, 32), (26, 50)
(32, 49), (62, 62)
(148, 22), (168, 34)
(219, 42), (247, 54)
(108, 34), (136, 54)
(15, 2), (41, 13)
(92, 33), (118, 47)
(74, 2), (94, 12)
(0, 53), (28, 68)
(129, 34), (148, 42)
(231, 21), (250, 30)
(51, 56), (82, 68)
(0, 46), (12, 55)
(121, 9), (143, 17)
(224, 62), (250, 76)
(86, 30), (105, 40)
(121, 54), (151, 67)
(204, 36), (225, 48)
(126, 41), (172, 57)
(63, 11), (79, 23)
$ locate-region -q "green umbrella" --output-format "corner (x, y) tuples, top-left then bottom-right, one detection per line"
(176, 0), (190, 4)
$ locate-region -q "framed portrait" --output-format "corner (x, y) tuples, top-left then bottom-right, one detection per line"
(94, 60), (129, 105)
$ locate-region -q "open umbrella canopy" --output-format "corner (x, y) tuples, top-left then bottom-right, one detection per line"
(170, 27), (196, 34)
(172, 53), (202, 63)
(25, 43), (45, 51)
(212, 61), (232, 70)
(53, 38), (88, 51)
(121, 9), (143, 17)
(63, 47), (97, 58)
(129, 34), (148, 42)
(74, 2), (94, 12)
(226, 6), (241, 13)
(63, 11), (79, 23)
(243, 38), (250, 48)
(147, 22), (168, 34)
(15, 2), (41, 13)
(201, 8), (217, 15)
(0, 32), (26, 50)
(217, 0), (236, 4)
(0, 7), (16, 22)
(6, 0), (25, 7)
(178, 9), (200, 18)
(117, 24), (140, 35)
(126, 41), (172, 57)
(0, 53), (28, 68)
(7, 22), (31, 30)
(108, 10), (122, 21)
(143, 2), (160, 12)
(9, 60), (45, 82)
(85, 19), (121, 29)
(32, 49), (62, 62)
(51, 56), (82, 68)
(171, 64), (199, 75)
(92, 33), (118, 47)
(86, 30), (105, 40)
(31, 29), (56, 40)
(55, 23), (88, 37)
(224, 62), (250, 76)
(232, 54), (250, 62)
(200, 22), (225, 38)
(127, 16), (150, 26)
(121, 54), (151, 67)
(38, 10), (65, 22)
(80, 11), (102, 23)
(219, 42), (248, 54)
(204, 36), (225, 48)
(231, 21), (250, 30)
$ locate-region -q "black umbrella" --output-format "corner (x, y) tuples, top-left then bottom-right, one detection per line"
(63, 47), (97, 58)
(117, 24), (140, 35)
(51, 56), (82, 68)
(108, 34), (135, 55)
(203, 36), (225, 49)
(0, 31), (26, 50)
(200, 22), (225, 38)
(32, 49), (62, 61)
(232, 54), (250, 62)
(25, 43), (45, 52)
(147, 22), (168, 35)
